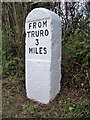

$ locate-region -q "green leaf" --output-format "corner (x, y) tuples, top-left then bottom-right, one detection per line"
(69, 106), (74, 111)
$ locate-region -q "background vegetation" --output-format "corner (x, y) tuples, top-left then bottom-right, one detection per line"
(2, 1), (90, 119)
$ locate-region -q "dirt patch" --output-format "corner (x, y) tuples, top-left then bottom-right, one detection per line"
(2, 75), (90, 118)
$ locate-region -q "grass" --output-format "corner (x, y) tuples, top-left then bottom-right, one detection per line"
(0, 81), (2, 119)
(2, 74), (90, 118)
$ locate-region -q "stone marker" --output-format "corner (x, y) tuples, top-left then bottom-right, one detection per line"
(25, 8), (62, 104)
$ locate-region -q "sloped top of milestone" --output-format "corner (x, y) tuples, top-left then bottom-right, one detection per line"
(25, 8), (60, 23)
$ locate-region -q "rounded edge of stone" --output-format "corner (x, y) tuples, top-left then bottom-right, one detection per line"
(25, 8), (61, 23)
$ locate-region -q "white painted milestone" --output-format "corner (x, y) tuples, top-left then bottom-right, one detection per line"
(25, 8), (62, 104)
